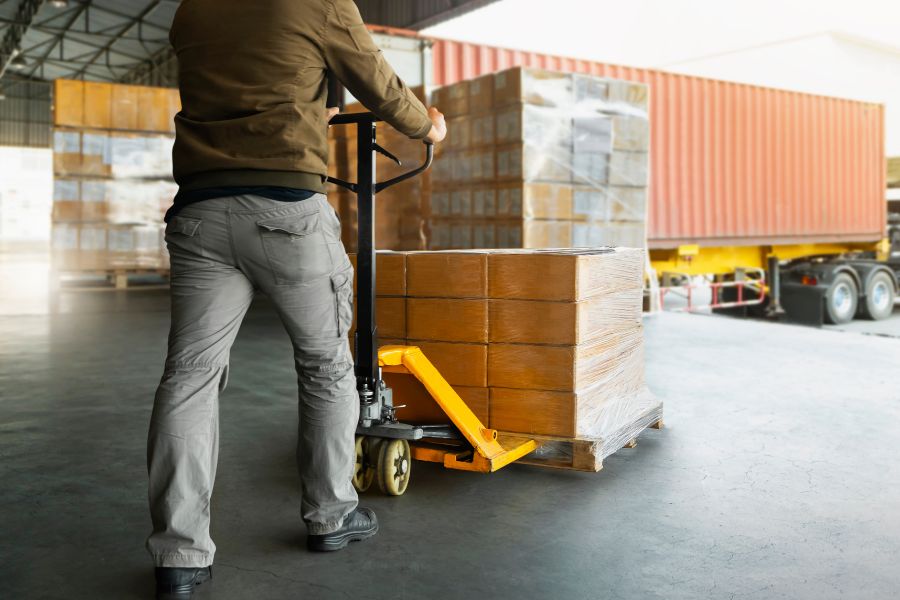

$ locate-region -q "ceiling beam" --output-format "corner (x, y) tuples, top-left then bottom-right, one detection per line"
(0, 0), (45, 80)
(67, 0), (164, 80)
(23, 0), (91, 80)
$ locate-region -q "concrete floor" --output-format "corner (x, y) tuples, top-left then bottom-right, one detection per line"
(2, 284), (900, 599)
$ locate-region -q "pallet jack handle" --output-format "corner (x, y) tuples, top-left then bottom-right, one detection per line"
(325, 111), (433, 394)
(327, 112), (433, 195)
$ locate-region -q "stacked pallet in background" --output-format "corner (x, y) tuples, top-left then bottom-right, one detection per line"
(349, 247), (662, 471)
(429, 67), (649, 250)
(328, 88), (430, 252)
(51, 80), (179, 281)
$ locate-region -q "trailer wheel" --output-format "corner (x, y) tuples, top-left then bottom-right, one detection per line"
(824, 273), (858, 325)
(860, 271), (895, 321)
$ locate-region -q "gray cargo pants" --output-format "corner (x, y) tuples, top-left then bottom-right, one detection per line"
(146, 194), (358, 568)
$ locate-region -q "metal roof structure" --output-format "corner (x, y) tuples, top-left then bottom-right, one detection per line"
(0, 0), (496, 89)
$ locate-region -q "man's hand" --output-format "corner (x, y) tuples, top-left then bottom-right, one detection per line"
(326, 106), (340, 123)
(425, 106), (447, 143)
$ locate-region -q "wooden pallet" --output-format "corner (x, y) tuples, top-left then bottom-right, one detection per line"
(54, 268), (170, 290)
(498, 401), (664, 472)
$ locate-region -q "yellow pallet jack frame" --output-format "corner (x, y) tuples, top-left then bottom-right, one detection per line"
(327, 108), (537, 495)
(379, 346), (538, 473)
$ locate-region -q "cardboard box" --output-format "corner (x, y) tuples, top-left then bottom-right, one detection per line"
(406, 340), (488, 387)
(350, 296), (406, 339)
(468, 74), (494, 113)
(487, 324), (644, 392)
(488, 248), (645, 301)
(488, 288), (643, 345)
(493, 182), (574, 220)
(53, 131), (81, 175)
(80, 180), (108, 222)
(572, 221), (646, 248)
(111, 84), (140, 130)
(83, 82), (112, 129)
(469, 113), (495, 147)
(407, 298), (488, 343)
(434, 80), (470, 117)
(611, 115), (650, 152)
(493, 67), (572, 108)
(80, 131), (111, 177)
(348, 252), (406, 296)
(609, 151), (649, 187)
(495, 143), (571, 183)
(388, 372), (489, 425)
(470, 187), (497, 218)
(490, 387), (576, 438)
(446, 116), (471, 151)
(54, 80), (85, 127)
(606, 79), (649, 112)
(406, 251), (488, 298)
(521, 220), (571, 248)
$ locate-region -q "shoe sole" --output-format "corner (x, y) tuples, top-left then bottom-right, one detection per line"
(307, 523), (379, 552)
(156, 569), (211, 599)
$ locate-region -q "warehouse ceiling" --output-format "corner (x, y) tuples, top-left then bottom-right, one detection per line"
(0, 0), (497, 89)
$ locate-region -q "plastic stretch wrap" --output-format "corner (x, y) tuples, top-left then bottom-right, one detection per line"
(353, 248), (658, 452)
(429, 67), (649, 250)
(526, 387), (662, 464)
(51, 133), (175, 271)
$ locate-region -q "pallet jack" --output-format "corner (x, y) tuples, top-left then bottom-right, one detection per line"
(327, 112), (537, 496)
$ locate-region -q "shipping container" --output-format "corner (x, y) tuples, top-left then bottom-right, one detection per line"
(429, 37), (886, 249)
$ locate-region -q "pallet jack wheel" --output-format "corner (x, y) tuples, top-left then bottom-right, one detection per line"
(376, 438), (411, 496)
(352, 436), (376, 493)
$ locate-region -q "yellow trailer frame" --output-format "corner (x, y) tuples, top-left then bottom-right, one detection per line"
(649, 241), (887, 277)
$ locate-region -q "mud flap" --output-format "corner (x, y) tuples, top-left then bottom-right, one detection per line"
(780, 282), (826, 326)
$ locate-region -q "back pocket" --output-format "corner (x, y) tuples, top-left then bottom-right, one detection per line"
(257, 212), (333, 285)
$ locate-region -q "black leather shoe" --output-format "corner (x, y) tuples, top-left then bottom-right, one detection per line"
(307, 507), (378, 552)
(155, 566), (212, 600)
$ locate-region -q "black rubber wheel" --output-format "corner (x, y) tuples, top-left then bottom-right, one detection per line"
(859, 271), (895, 321)
(824, 273), (858, 325)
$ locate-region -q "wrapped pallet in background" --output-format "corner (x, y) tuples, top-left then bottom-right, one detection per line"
(328, 87), (430, 252)
(51, 80), (179, 275)
(428, 67), (649, 250)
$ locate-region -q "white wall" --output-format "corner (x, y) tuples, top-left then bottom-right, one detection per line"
(0, 147), (53, 242)
(664, 34), (900, 156)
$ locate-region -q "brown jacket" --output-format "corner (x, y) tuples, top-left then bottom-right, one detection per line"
(170, 0), (432, 193)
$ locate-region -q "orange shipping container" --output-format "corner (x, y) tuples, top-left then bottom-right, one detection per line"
(429, 38), (886, 248)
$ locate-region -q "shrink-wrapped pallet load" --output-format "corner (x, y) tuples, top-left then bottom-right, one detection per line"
(428, 67), (649, 251)
(348, 247), (661, 470)
(51, 80), (180, 277)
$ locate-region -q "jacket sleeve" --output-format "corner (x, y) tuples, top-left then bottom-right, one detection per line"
(322, 0), (433, 139)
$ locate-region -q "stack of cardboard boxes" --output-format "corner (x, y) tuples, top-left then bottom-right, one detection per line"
(51, 80), (180, 272)
(428, 67), (649, 250)
(348, 247), (661, 464)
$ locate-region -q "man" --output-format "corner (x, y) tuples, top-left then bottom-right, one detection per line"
(147, 1), (447, 598)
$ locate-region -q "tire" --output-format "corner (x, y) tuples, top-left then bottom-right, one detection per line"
(376, 439), (411, 496)
(860, 271), (895, 321)
(352, 436), (376, 493)
(824, 273), (858, 325)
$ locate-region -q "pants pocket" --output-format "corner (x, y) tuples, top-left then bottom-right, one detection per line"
(165, 216), (209, 269)
(257, 212), (333, 285)
(331, 268), (354, 337)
